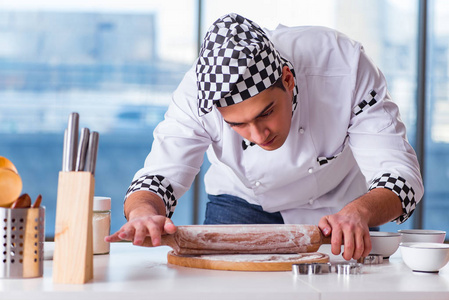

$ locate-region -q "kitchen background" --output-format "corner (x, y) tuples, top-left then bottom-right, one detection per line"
(0, 0), (448, 239)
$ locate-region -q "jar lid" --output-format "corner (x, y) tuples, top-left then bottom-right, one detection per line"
(93, 196), (111, 211)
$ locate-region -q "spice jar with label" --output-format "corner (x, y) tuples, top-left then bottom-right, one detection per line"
(93, 196), (111, 255)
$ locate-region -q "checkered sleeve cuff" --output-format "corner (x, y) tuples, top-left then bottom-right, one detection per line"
(369, 173), (416, 224)
(125, 174), (177, 218)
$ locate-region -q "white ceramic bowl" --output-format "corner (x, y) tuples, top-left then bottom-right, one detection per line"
(369, 231), (402, 258)
(400, 242), (449, 272)
(398, 229), (446, 243)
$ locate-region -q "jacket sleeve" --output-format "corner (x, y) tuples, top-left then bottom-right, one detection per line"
(348, 46), (424, 224)
(125, 65), (213, 218)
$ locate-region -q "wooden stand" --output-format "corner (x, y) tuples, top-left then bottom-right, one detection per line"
(53, 171), (95, 284)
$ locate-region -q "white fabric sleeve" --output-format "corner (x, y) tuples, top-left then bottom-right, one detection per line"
(125, 65), (213, 217)
(348, 46), (424, 224)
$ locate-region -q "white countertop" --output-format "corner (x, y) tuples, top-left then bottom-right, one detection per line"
(1, 242), (449, 300)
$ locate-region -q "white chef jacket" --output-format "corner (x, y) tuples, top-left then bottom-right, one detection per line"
(126, 25), (424, 225)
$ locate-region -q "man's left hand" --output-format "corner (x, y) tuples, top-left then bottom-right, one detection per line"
(318, 210), (372, 260)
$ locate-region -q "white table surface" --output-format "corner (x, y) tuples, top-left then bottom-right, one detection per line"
(1, 242), (449, 300)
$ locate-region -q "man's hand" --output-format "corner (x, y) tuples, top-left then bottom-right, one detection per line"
(318, 188), (403, 260)
(318, 211), (371, 260)
(105, 190), (177, 247)
(105, 215), (177, 246)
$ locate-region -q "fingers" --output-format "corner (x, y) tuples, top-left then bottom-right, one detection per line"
(105, 230), (128, 243)
(341, 231), (356, 261)
(319, 217), (342, 256)
(331, 227), (344, 257)
(164, 218), (177, 234)
(104, 227), (135, 244)
(105, 216), (176, 247)
(362, 231), (372, 257)
(341, 226), (372, 260)
(341, 227), (371, 260)
(118, 229), (135, 241)
(352, 230), (367, 260)
(145, 218), (165, 246)
(320, 214), (371, 261)
(318, 217), (331, 237)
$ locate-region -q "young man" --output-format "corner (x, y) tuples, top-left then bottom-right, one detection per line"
(106, 13), (423, 260)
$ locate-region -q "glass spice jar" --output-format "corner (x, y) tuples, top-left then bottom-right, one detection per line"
(93, 196), (111, 255)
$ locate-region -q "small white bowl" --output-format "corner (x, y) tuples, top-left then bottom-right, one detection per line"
(369, 231), (402, 258)
(400, 242), (449, 273)
(398, 229), (446, 243)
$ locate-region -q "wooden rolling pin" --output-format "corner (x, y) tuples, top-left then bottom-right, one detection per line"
(142, 224), (331, 255)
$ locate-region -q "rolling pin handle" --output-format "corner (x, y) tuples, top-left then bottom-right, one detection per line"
(142, 234), (178, 251)
(321, 234), (332, 245)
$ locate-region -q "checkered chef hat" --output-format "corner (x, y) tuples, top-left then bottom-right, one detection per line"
(196, 13), (298, 116)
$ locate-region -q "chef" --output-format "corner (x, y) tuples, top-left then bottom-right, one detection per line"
(106, 13), (423, 260)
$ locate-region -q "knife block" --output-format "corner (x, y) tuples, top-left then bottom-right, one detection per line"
(53, 171), (95, 284)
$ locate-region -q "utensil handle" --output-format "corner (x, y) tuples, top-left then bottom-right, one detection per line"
(141, 234), (178, 252)
(321, 234), (332, 244)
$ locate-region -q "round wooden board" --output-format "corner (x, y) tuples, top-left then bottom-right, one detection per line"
(167, 251), (329, 271)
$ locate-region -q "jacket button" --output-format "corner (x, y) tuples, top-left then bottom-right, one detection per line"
(255, 181), (261, 187)
(299, 127), (305, 134)
(308, 168), (313, 174)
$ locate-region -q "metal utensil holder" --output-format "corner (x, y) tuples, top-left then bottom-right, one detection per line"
(1, 207), (45, 278)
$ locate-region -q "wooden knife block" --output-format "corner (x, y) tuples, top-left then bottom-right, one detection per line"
(53, 171), (95, 284)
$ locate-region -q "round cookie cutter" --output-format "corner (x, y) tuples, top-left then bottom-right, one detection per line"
(358, 254), (384, 265)
(292, 263), (332, 275)
(335, 262), (363, 275)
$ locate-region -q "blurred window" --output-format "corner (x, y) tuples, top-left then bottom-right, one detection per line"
(1, 0), (446, 238)
(0, 1), (197, 237)
(423, 0), (449, 232)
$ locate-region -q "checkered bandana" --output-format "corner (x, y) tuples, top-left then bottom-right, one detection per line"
(196, 13), (298, 116)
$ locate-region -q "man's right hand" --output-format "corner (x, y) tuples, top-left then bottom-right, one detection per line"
(104, 190), (177, 246)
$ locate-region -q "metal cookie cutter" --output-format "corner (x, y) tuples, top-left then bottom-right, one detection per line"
(292, 263), (332, 275)
(358, 254), (384, 265)
(335, 263), (363, 275)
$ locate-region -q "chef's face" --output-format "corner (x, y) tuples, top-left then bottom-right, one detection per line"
(217, 66), (295, 151)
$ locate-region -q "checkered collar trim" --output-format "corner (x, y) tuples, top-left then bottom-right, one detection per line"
(196, 13), (298, 116)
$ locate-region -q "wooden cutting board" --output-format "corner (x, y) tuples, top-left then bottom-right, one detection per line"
(167, 251), (329, 271)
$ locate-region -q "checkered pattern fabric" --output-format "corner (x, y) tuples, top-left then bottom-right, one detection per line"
(242, 138), (256, 150)
(316, 136), (348, 165)
(125, 174), (177, 218)
(196, 13), (298, 116)
(353, 90), (377, 115)
(369, 173), (416, 224)
(317, 155), (338, 166)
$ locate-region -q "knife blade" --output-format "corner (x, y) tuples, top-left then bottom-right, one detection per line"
(75, 128), (90, 171)
(66, 112), (79, 171)
(62, 128), (68, 172)
(85, 131), (99, 175)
